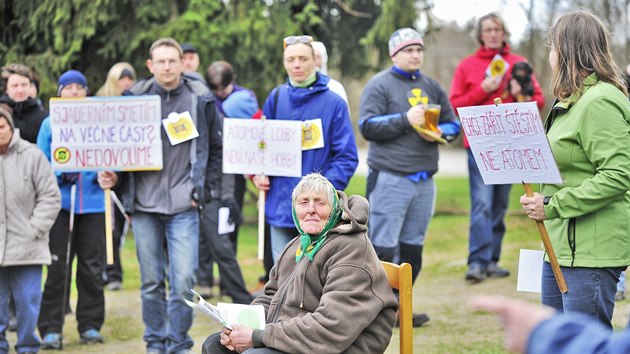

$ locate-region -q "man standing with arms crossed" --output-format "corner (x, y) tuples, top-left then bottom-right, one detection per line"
(122, 38), (222, 354)
(359, 28), (460, 327)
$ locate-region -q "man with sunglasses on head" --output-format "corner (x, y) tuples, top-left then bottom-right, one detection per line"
(359, 28), (460, 328)
(251, 35), (358, 264)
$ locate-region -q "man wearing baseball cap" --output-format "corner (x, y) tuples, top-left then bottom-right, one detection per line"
(359, 28), (460, 327)
(181, 43), (206, 83)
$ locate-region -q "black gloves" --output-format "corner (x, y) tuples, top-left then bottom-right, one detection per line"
(222, 197), (243, 226)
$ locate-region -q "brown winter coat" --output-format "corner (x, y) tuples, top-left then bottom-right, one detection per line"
(251, 191), (398, 354)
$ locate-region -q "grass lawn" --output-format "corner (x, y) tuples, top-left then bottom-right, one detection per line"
(9, 175), (630, 353)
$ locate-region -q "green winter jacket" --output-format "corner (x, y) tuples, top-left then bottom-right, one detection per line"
(542, 73), (630, 267)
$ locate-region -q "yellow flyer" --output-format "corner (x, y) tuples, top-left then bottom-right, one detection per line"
(162, 111), (199, 145)
(486, 54), (509, 78)
(302, 118), (324, 150)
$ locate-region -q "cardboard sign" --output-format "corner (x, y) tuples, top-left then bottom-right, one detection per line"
(223, 118), (302, 177)
(50, 96), (162, 172)
(457, 102), (563, 184)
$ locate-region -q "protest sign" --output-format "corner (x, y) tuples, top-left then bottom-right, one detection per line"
(457, 101), (563, 185)
(223, 118), (302, 177)
(49, 96), (162, 172)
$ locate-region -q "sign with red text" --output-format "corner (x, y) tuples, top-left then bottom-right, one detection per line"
(50, 96), (162, 172)
(223, 118), (302, 177)
(457, 102), (562, 184)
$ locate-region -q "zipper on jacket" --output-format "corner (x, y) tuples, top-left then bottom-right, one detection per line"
(269, 259), (303, 324)
(299, 260), (311, 309)
(568, 218), (576, 267)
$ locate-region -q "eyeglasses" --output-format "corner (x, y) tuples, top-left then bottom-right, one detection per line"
(283, 35), (313, 49)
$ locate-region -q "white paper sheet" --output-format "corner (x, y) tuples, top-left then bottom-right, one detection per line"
(218, 207), (235, 234)
(517, 249), (544, 293)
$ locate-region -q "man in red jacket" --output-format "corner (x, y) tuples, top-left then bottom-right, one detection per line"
(449, 13), (545, 283)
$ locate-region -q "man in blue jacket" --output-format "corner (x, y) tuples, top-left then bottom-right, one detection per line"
(359, 28), (460, 327)
(252, 35), (358, 262)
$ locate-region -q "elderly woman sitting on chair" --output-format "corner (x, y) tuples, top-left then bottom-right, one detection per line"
(203, 173), (398, 354)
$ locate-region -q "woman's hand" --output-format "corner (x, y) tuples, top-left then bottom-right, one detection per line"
(519, 192), (546, 221)
(253, 175), (270, 191)
(219, 327), (235, 351)
(226, 324), (254, 353)
(97, 171), (118, 190)
(471, 295), (555, 353)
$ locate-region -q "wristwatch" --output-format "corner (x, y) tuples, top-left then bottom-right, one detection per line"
(543, 196), (552, 205)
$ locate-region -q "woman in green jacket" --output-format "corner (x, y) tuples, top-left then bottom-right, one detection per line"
(520, 11), (630, 328)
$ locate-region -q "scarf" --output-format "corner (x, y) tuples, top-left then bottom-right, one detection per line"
(289, 70), (317, 88)
(292, 190), (342, 262)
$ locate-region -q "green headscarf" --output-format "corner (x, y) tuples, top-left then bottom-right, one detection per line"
(292, 187), (342, 262)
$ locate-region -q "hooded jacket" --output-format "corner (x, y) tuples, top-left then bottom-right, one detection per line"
(120, 76), (222, 214)
(541, 74), (630, 267)
(251, 192), (398, 353)
(0, 95), (48, 144)
(449, 44), (545, 147)
(0, 129), (60, 266)
(262, 73), (358, 228)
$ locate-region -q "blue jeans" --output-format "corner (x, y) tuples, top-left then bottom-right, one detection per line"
(542, 262), (623, 328)
(133, 209), (199, 354)
(270, 226), (297, 263)
(466, 149), (511, 267)
(0, 265), (42, 354)
(368, 170), (435, 249)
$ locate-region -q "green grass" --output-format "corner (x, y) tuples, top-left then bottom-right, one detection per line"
(21, 175), (628, 354)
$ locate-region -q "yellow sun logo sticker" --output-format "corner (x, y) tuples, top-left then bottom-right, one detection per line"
(407, 88), (428, 107)
(166, 118), (194, 140)
(53, 147), (71, 164)
(302, 121), (322, 149)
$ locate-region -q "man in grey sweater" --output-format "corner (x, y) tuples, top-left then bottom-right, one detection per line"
(359, 27), (460, 327)
(123, 37), (222, 354)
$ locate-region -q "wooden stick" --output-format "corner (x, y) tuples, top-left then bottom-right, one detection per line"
(523, 183), (568, 293)
(104, 188), (114, 265)
(258, 189), (265, 261)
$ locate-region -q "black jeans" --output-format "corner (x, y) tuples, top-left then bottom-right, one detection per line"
(38, 211), (106, 335)
(199, 201), (253, 304)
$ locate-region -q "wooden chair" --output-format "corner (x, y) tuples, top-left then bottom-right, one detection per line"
(380, 261), (413, 354)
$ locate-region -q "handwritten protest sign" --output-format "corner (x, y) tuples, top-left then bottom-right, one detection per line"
(457, 102), (563, 184)
(223, 118), (302, 177)
(49, 96), (162, 172)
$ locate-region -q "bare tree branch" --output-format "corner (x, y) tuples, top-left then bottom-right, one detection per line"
(333, 0), (372, 19)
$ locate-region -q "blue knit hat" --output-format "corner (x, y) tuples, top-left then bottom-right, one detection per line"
(57, 70), (88, 96)
(223, 91), (258, 118)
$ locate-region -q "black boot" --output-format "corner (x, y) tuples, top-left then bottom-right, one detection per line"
(373, 246), (397, 263)
(400, 243), (423, 283)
